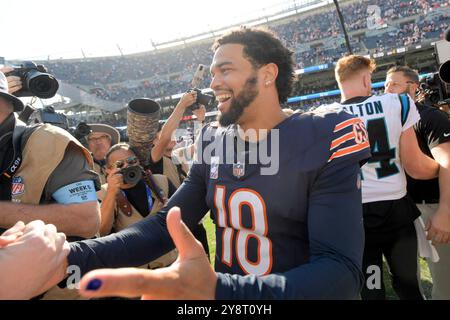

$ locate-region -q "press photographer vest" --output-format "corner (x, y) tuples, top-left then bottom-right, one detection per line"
(11, 124), (92, 204)
(98, 174), (178, 269)
(8, 123), (93, 301)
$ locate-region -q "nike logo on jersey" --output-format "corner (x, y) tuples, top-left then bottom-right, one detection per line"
(444, 133), (450, 137)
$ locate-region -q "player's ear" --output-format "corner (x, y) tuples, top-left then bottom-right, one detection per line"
(262, 63), (278, 87)
(363, 73), (371, 90)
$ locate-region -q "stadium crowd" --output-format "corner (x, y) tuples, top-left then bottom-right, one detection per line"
(40, 0), (450, 104)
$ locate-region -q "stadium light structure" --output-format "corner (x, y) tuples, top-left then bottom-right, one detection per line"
(333, 0), (352, 55)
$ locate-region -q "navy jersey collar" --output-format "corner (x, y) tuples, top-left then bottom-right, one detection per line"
(341, 96), (372, 105)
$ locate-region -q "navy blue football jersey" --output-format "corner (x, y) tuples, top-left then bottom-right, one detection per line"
(69, 109), (371, 299)
(199, 112), (370, 276)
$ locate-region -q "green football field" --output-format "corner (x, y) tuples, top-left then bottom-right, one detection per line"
(202, 214), (432, 299)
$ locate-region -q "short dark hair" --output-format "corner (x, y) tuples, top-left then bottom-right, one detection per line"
(212, 26), (295, 103)
(387, 65), (419, 83)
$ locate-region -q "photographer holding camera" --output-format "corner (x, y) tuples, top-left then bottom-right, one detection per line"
(149, 90), (199, 186)
(0, 67), (101, 299)
(171, 104), (207, 172)
(385, 66), (450, 299)
(149, 90), (210, 257)
(97, 143), (178, 269)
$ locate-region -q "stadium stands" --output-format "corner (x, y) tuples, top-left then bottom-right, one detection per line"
(19, 0), (450, 121)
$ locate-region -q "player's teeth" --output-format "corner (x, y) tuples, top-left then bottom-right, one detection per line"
(217, 94), (231, 102)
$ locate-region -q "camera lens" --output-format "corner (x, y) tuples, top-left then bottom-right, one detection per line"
(121, 166), (142, 185)
(27, 72), (59, 99)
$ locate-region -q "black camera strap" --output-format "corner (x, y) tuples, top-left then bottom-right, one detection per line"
(2, 142), (22, 180)
(2, 121), (26, 178)
(0, 118), (26, 200)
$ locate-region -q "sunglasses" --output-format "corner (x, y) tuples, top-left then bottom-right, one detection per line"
(113, 156), (138, 169)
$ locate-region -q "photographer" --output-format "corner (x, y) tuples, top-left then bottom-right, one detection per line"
(171, 104), (207, 173)
(85, 124), (120, 184)
(149, 91), (210, 257)
(385, 66), (450, 299)
(149, 90), (198, 187)
(0, 68), (101, 299)
(98, 143), (178, 269)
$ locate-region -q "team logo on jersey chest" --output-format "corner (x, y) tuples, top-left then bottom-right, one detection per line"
(233, 162), (245, 179)
(11, 176), (25, 196)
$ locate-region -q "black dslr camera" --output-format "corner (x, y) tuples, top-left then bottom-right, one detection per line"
(7, 61), (59, 99)
(419, 73), (448, 106)
(120, 166), (142, 185)
(114, 159), (142, 185)
(71, 122), (92, 147)
(188, 88), (214, 110)
(73, 122), (92, 139)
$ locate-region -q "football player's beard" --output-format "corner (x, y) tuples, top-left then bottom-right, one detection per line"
(218, 74), (259, 127)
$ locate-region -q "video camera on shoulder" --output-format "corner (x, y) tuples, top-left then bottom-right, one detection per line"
(6, 61), (59, 99)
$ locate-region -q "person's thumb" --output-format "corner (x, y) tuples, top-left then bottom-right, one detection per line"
(0, 221), (25, 247)
(0, 233), (23, 247)
(166, 206), (205, 260)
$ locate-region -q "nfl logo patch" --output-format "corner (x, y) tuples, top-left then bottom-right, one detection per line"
(12, 176), (25, 196)
(233, 162), (245, 179)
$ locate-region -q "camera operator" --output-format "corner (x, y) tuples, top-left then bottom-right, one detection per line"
(0, 69), (101, 299)
(385, 66), (450, 299)
(85, 124), (120, 184)
(98, 143), (178, 269)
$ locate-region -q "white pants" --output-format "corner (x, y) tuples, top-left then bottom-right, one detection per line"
(417, 203), (450, 300)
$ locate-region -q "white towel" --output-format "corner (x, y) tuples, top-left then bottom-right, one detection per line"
(414, 217), (440, 263)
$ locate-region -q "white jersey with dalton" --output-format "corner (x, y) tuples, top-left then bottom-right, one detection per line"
(318, 93), (420, 203)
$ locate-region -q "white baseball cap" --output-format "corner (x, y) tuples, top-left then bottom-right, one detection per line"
(0, 71), (24, 111)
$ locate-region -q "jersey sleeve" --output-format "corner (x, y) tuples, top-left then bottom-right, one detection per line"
(328, 115), (371, 165)
(44, 143), (100, 202)
(421, 108), (450, 150)
(215, 150), (366, 299)
(399, 94), (420, 131)
(68, 128), (213, 275)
